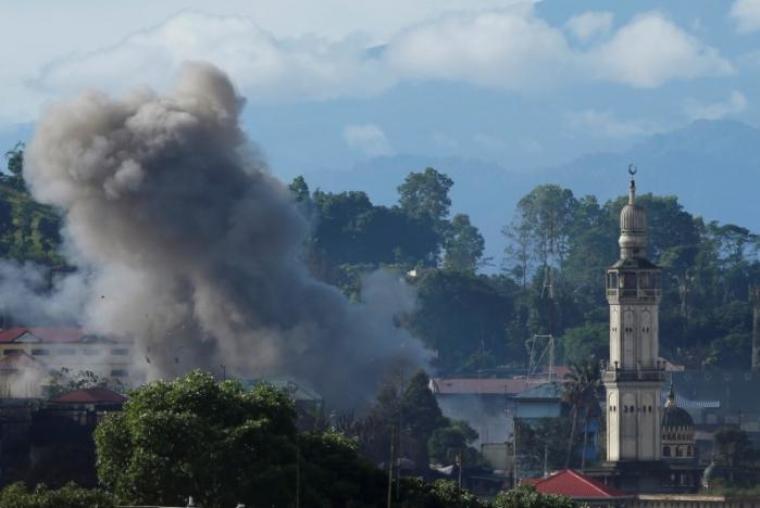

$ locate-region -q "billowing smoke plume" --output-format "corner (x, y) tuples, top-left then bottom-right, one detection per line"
(23, 62), (426, 407)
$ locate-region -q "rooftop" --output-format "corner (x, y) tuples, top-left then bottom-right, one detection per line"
(530, 469), (628, 499)
(49, 387), (127, 405)
(429, 377), (548, 396)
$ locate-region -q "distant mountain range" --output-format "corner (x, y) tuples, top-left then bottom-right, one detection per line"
(301, 119), (760, 267)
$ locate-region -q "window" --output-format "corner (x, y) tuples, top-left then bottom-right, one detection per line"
(663, 446), (671, 457)
(110, 369), (128, 377)
(2, 349), (22, 355)
(676, 447), (683, 457)
(31, 348), (50, 356)
(111, 348), (129, 356)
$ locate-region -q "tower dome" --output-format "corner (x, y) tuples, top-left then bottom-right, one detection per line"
(661, 383), (696, 460)
(618, 171), (648, 259)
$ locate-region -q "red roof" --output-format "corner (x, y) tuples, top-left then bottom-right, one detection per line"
(50, 387), (127, 405)
(429, 378), (546, 395)
(531, 470), (626, 499)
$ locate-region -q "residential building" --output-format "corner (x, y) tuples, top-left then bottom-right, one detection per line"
(0, 327), (133, 397)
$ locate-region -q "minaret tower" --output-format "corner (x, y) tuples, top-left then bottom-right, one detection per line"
(604, 167), (665, 462)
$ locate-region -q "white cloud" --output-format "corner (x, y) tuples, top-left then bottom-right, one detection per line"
(730, 0), (760, 33)
(566, 110), (661, 138)
(343, 124), (393, 157)
(386, 9), (574, 90)
(32, 12), (391, 104)
(0, 8), (736, 124)
(566, 11), (614, 42)
(684, 90), (748, 120)
(589, 12), (733, 88)
(386, 10), (731, 90)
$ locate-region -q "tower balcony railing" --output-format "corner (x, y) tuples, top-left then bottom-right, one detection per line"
(601, 360), (666, 383)
(606, 288), (661, 300)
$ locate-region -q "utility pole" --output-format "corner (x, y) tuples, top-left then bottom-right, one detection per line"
(295, 432), (301, 508)
(513, 419), (519, 487)
(457, 449), (463, 490)
(387, 426), (395, 508)
(752, 287), (760, 372)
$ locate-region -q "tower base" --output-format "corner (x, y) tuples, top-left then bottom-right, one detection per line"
(585, 461), (704, 494)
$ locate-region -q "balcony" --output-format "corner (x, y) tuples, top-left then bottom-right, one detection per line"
(602, 362), (666, 383)
(606, 288), (661, 301)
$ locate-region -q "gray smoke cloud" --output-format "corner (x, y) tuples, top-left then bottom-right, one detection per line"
(23, 61), (426, 407)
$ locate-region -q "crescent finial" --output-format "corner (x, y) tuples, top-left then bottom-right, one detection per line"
(628, 163), (638, 177)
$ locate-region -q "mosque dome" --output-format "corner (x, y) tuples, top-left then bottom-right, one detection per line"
(662, 405), (694, 429)
(661, 383), (696, 461)
(618, 172), (648, 258)
(662, 383), (694, 429)
(620, 201), (647, 234)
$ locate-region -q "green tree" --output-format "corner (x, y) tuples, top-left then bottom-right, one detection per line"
(400, 370), (448, 469)
(494, 485), (577, 508)
(408, 270), (518, 372)
(560, 323), (607, 365)
(95, 371), (300, 508)
(510, 185), (578, 269)
(297, 430), (386, 507)
(563, 360), (601, 469)
(398, 478), (486, 508)
(397, 167), (454, 224)
(289, 175), (311, 203)
(0, 483), (113, 508)
(309, 190), (439, 278)
(428, 420), (479, 465)
(715, 427), (755, 469)
(444, 214), (485, 274)
(4, 142), (25, 191)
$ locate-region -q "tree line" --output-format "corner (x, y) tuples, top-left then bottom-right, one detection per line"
(0, 371), (577, 508)
(4, 143), (759, 371)
(4, 141), (758, 373)
(289, 170), (760, 374)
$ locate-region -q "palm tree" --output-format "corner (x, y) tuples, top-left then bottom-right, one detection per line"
(563, 358), (601, 469)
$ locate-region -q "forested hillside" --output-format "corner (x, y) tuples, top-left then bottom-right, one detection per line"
(3, 142), (758, 373)
(291, 171), (760, 374)
(0, 144), (63, 266)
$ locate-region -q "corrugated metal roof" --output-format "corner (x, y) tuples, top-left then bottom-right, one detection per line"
(429, 378), (547, 395)
(515, 382), (563, 400)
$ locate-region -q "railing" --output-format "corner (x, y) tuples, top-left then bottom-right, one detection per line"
(602, 363), (665, 383)
(606, 288), (661, 300)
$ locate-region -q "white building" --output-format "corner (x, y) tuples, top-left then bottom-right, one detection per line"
(0, 327), (132, 398)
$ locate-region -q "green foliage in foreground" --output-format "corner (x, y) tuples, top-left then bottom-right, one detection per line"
(493, 486), (576, 508)
(92, 371), (578, 508)
(94, 371), (386, 508)
(0, 483), (114, 508)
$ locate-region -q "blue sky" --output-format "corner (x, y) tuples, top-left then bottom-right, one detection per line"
(2, 1), (760, 218)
